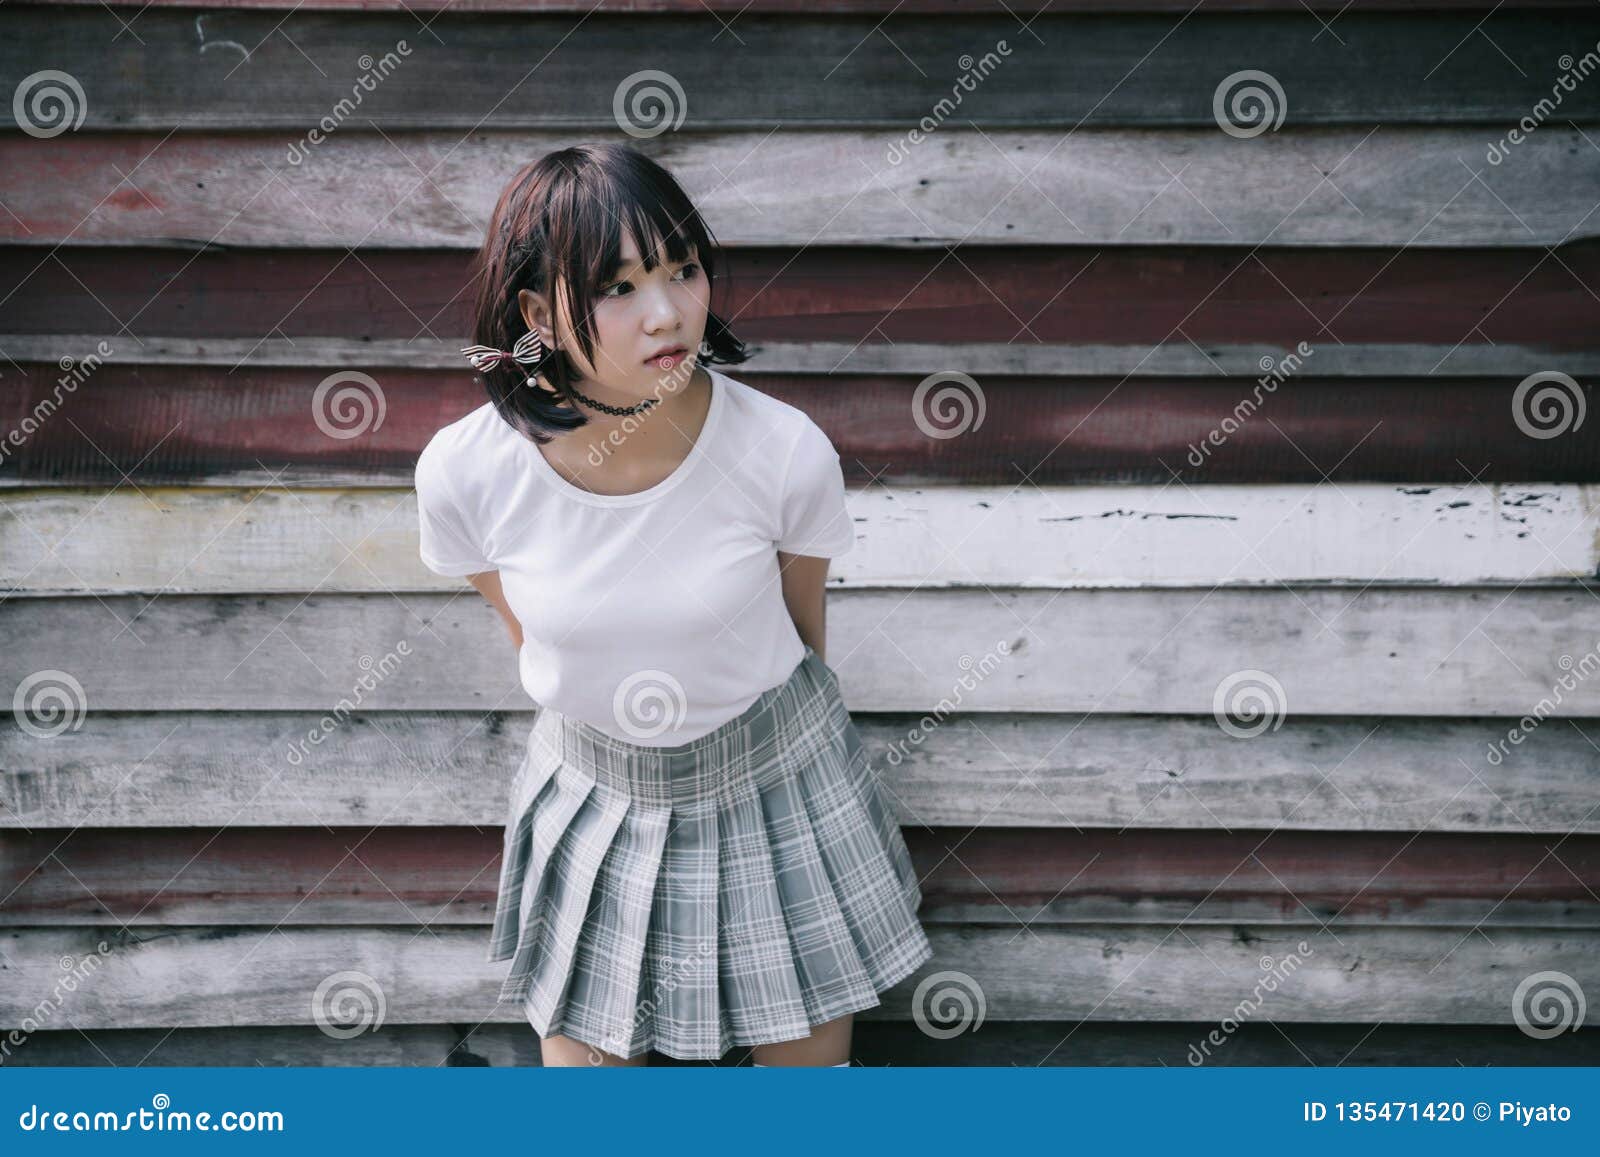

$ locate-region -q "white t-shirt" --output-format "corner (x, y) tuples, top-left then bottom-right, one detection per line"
(414, 366), (855, 745)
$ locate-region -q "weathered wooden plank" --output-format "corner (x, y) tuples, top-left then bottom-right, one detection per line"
(9, 335), (1598, 379)
(4, 484), (1595, 594)
(4, 923), (1593, 1027)
(4, 365), (1597, 486)
(28, 0), (1584, 12)
(2, 588), (1596, 714)
(3, 127), (1593, 247)
(7, 244), (1593, 351)
(5, 825), (1594, 928)
(7, 10), (1593, 129)
(6, 1020), (1593, 1068)
(5, 711), (1595, 832)
(6, 10), (1593, 130)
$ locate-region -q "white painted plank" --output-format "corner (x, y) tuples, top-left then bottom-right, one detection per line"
(4, 484), (1595, 593)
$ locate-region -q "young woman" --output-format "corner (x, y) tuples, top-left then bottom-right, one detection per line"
(415, 143), (932, 1067)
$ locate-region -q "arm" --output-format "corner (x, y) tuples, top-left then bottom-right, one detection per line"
(464, 570), (523, 652)
(777, 551), (831, 662)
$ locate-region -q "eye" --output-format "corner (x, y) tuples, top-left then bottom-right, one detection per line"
(600, 280), (631, 298)
(674, 262), (701, 281)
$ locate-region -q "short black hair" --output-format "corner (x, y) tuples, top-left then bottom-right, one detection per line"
(465, 143), (747, 442)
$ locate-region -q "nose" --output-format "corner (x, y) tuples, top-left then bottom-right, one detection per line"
(643, 281), (682, 333)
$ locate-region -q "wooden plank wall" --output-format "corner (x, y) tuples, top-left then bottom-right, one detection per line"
(2, 0), (1598, 1066)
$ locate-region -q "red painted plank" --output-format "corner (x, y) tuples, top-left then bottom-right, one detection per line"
(3, 244), (1594, 351)
(0, 364), (1594, 484)
(4, 826), (1595, 924)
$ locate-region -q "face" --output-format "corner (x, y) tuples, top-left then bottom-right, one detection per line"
(519, 229), (710, 401)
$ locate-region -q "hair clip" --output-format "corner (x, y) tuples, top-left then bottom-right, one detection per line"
(460, 329), (546, 373)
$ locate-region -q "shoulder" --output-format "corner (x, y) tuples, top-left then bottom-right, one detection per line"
(710, 367), (836, 463)
(417, 400), (514, 469)
(415, 401), (520, 502)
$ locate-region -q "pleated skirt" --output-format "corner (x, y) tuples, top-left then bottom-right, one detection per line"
(486, 644), (934, 1061)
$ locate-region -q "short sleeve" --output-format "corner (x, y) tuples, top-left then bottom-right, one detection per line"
(415, 436), (493, 577)
(776, 418), (854, 558)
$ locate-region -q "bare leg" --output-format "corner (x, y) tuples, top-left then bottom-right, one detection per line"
(540, 1033), (649, 1067)
(750, 1012), (853, 1067)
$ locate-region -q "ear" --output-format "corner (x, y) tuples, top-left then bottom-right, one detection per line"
(517, 288), (557, 345)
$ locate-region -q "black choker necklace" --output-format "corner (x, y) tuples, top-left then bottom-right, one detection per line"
(564, 383), (660, 417)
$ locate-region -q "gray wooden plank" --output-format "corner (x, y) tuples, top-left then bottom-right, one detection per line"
(5, 10), (1594, 128)
(2, 588), (1597, 714)
(4, 710), (1596, 833)
(4, 923), (1593, 1027)
(5, 127), (1593, 247)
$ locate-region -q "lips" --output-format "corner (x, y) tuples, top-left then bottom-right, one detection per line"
(646, 345), (689, 364)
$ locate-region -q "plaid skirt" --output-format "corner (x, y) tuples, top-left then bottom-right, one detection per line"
(486, 644), (933, 1061)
